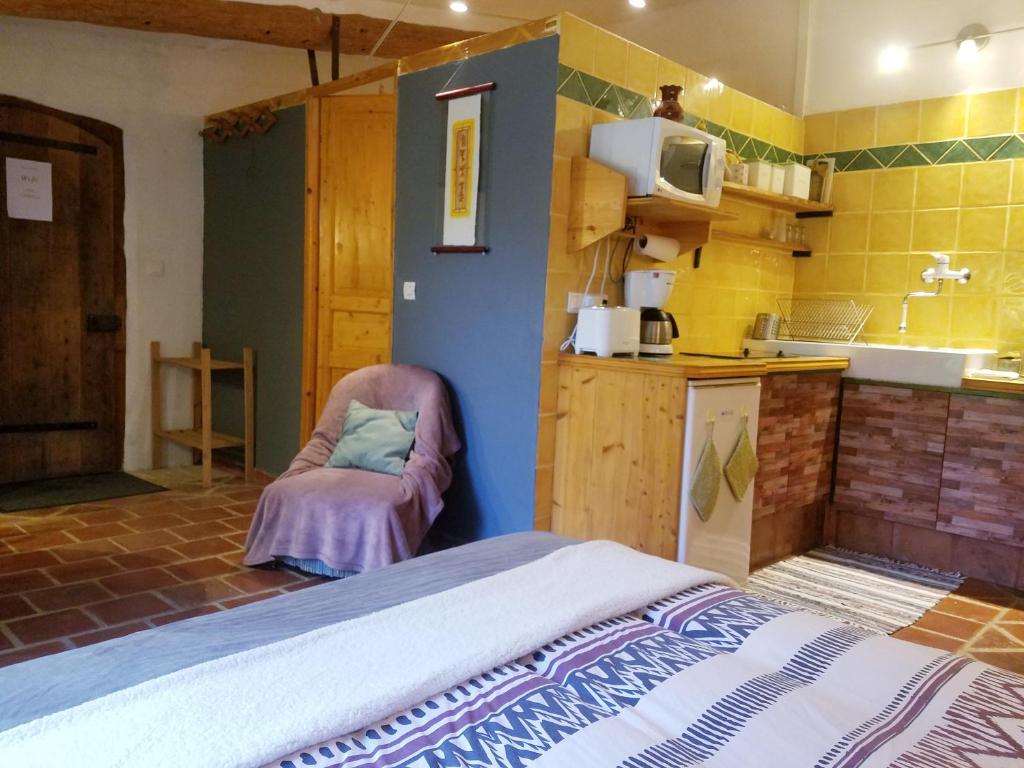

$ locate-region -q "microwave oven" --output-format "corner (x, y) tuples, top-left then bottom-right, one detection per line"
(589, 117), (726, 208)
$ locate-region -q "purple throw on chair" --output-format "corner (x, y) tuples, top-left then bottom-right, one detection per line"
(244, 364), (461, 576)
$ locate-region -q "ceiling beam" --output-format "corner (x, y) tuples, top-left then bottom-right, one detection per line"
(0, 0), (483, 58)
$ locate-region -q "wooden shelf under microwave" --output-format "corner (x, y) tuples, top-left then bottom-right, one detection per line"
(721, 181), (833, 216)
(625, 196), (737, 224)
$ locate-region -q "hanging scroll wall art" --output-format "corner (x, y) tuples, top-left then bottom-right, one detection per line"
(432, 81), (495, 254)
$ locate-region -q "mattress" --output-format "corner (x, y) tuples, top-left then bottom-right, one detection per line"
(2, 532), (1022, 767)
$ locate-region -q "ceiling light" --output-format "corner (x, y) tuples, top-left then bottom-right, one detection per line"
(703, 77), (724, 94)
(877, 45), (908, 73)
(629, 0), (647, 8)
(956, 23), (989, 61)
(449, 1), (468, 12)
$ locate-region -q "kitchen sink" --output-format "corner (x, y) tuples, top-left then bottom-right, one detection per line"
(743, 339), (996, 387)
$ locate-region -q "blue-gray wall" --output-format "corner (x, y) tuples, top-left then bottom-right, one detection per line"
(392, 37), (558, 543)
(202, 105), (306, 475)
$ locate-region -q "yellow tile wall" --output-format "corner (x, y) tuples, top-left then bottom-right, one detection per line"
(794, 89), (1024, 351)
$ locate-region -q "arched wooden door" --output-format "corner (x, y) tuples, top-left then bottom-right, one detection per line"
(0, 96), (126, 483)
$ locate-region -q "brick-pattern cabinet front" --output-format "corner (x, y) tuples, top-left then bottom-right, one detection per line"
(833, 382), (949, 528)
(939, 394), (1024, 546)
(751, 372), (840, 568)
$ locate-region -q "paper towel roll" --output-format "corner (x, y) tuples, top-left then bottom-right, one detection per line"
(636, 234), (680, 262)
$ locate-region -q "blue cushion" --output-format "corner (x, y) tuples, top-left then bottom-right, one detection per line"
(325, 399), (418, 476)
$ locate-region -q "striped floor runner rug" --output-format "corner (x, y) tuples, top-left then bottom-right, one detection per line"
(747, 547), (965, 634)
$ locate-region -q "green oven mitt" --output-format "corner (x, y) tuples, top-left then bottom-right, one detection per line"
(724, 415), (759, 500)
(689, 428), (721, 522)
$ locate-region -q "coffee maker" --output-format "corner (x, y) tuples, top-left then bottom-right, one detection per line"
(624, 270), (678, 356)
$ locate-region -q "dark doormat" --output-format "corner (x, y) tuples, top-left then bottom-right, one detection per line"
(0, 472), (167, 512)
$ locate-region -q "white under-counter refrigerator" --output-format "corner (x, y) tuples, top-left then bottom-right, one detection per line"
(678, 377), (761, 586)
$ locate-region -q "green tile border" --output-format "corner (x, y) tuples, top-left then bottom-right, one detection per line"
(557, 64), (1024, 173)
(805, 133), (1024, 172)
(555, 64), (798, 164)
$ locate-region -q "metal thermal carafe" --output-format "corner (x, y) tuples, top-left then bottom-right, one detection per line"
(624, 270), (678, 356)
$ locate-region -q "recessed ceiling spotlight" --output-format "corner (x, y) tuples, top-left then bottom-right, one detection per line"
(450, 1), (469, 12)
(629, 0), (647, 8)
(956, 23), (989, 61)
(877, 45), (909, 73)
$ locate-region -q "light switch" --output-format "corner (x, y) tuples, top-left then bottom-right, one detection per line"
(403, 281), (416, 300)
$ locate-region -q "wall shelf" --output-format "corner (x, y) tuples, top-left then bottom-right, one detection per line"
(712, 230), (812, 258)
(625, 196), (737, 224)
(721, 181), (833, 216)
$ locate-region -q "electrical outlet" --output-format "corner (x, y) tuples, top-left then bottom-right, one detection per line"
(567, 292), (608, 314)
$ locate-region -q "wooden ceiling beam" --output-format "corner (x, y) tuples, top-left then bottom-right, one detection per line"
(0, 0), (483, 58)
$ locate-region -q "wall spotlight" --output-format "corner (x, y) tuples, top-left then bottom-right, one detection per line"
(629, 0), (647, 8)
(956, 23), (990, 61)
(450, 1), (469, 12)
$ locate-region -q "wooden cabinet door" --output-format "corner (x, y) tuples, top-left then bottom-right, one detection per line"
(0, 96), (125, 483)
(939, 394), (1024, 545)
(551, 364), (686, 559)
(312, 95), (396, 421)
(833, 382), (948, 527)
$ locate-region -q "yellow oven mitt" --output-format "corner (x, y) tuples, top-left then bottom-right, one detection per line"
(689, 428), (721, 522)
(724, 415), (759, 500)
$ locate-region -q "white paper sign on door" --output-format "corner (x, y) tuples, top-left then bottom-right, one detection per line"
(5, 158), (53, 222)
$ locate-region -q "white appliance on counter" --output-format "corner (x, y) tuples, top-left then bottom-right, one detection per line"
(679, 377), (761, 585)
(575, 306), (641, 357)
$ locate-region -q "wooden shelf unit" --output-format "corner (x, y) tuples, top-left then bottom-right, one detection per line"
(721, 181), (833, 216)
(151, 341), (254, 486)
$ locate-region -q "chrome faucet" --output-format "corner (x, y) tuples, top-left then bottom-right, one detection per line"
(899, 253), (971, 333)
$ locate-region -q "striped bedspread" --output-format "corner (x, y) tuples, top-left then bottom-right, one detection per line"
(274, 584), (1024, 768)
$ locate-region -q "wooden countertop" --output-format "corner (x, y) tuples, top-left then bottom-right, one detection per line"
(558, 352), (849, 379)
(961, 375), (1024, 396)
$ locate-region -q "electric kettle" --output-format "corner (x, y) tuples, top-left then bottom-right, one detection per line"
(639, 308), (679, 355)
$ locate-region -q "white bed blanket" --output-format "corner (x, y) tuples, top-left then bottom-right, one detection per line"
(0, 540), (724, 768)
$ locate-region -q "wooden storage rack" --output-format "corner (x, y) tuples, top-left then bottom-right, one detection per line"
(151, 341), (254, 486)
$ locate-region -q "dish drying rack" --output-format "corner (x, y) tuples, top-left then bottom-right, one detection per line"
(777, 298), (873, 343)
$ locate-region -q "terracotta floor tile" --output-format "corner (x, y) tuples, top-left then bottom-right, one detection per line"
(68, 508), (136, 525)
(932, 596), (1002, 623)
(0, 570), (58, 597)
(0, 523), (26, 539)
(169, 520), (234, 542)
(224, 489), (263, 502)
(968, 651), (1024, 675)
(0, 641), (69, 668)
(998, 605), (1024, 623)
(911, 612), (985, 642)
(283, 578), (330, 592)
(993, 623), (1024, 642)
(891, 626), (965, 653)
(223, 568), (300, 594)
(70, 621), (150, 648)
(5, 529), (79, 553)
(968, 627), (1024, 651)
(111, 529), (186, 553)
(87, 593), (176, 625)
(167, 506), (234, 525)
(46, 557), (121, 584)
(65, 521), (136, 542)
(220, 591), (281, 610)
(224, 500), (258, 516)
(0, 595), (36, 622)
(169, 536), (238, 559)
(955, 578), (1021, 607)
(223, 516), (254, 532)
(149, 604), (221, 626)
(225, 532), (249, 547)
(98, 567), (182, 596)
(121, 513), (191, 533)
(160, 578), (243, 610)
(0, 631), (12, 652)
(8, 608), (99, 645)
(165, 557), (237, 582)
(51, 539), (127, 563)
(110, 547), (184, 570)
(24, 582), (115, 612)
(0, 550), (62, 575)
(15, 517), (84, 534)
(178, 495), (235, 510)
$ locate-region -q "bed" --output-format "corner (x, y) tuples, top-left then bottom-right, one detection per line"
(1, 532), (1021, 767)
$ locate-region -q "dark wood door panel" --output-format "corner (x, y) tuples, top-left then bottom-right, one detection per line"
(0, 96), (124, 483)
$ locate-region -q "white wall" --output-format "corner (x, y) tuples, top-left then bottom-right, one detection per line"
(0, 18), (384, 470)
(804, 0), (1024, 114)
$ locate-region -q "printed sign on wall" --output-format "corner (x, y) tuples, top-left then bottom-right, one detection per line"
(5, 157), (53, 222)
(441, 93), (482, 246)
